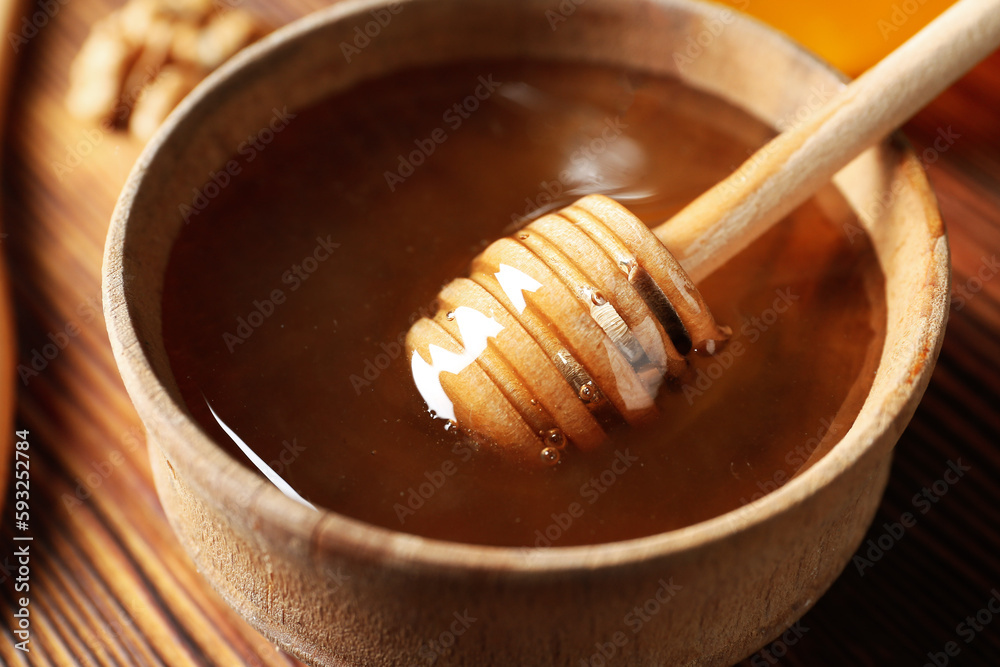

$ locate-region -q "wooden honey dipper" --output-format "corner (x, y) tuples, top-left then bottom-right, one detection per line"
(406, 0), (1000, 466)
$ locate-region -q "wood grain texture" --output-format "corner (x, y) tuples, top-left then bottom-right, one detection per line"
(0, 1), (322, 665)
(0, 0), (24, 527)
(0, 1), (996, 666)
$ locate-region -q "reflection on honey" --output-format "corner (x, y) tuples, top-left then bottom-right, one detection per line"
(720, 0), (957, 75)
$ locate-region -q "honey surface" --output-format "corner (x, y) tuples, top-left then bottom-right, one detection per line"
(162, 60), (884, 547)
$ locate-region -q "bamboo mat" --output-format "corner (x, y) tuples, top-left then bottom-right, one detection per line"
(0, 1), (998, 665)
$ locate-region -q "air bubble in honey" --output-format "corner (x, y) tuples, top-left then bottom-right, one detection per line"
(540, 447), (561, 465)
(546, 428), (566, 449)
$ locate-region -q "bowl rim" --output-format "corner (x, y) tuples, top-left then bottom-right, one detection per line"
(103, 0), (949, 574)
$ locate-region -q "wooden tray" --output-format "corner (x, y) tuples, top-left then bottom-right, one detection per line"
(1, 1), (998, 664)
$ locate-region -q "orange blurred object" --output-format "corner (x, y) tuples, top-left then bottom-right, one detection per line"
(720, 0), (958, 75)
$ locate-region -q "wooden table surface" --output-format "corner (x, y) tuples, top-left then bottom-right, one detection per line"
(0, 1), (998, 665)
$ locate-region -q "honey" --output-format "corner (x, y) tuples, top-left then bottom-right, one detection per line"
(161, 59), (885, 547)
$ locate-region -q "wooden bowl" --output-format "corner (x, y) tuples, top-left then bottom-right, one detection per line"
(103, 0), (949, 664)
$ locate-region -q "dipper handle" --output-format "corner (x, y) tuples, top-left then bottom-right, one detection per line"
(660, 0), (1000, 283)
